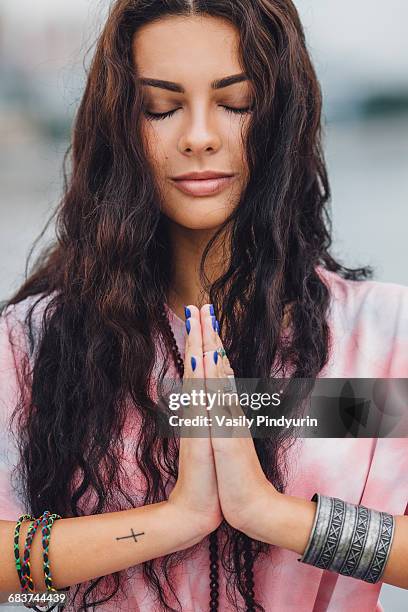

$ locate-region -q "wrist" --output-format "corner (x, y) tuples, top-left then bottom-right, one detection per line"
(164, 500), (216, 551)
(238, 487), (317, 556)
(232, 482), (283, 539)
(264, 492), (317, 554)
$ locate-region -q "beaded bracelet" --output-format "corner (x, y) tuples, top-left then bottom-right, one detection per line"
(20, 511), (52, 593)
(40, 513), (62, 591)
(298, 493), (395, 583)
(15, 512), (68, 611)
(14, 513), (35, 584)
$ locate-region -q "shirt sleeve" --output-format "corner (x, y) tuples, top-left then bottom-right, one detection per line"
(386, 281), (408, 377)
(0, 304), (29, 520)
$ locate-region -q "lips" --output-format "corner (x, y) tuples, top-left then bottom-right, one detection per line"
(170, 175), (236, 196)
(172, 170), (234, 180)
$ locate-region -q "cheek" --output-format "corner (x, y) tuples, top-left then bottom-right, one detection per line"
(231, 133), (249, 182)
(141, 121), (169, 168)
(224, 118), (249, 160)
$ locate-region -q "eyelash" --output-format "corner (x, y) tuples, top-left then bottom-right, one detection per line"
(143, 105), (253, 121)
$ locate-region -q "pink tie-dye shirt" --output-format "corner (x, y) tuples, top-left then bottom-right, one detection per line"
(0, 265), (407, 611)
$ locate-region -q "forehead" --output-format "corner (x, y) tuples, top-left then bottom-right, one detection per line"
(132, 14), (242, 83)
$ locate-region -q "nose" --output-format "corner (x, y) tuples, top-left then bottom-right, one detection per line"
(177, 105), (222, 155)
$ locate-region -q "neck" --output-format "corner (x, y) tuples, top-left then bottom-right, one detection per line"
(165, 220), (230, 320)
(164, 219), (293, 331)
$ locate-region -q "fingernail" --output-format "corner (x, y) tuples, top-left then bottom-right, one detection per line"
(213, 350), (218, 365)
(191, 356), (197, 371)
(211, 316), (217, 332)
(185, 319), (191, 334)
(184, 306), (191, 319)
(215, 320), (220, 334)
(209, 304), (215, 316)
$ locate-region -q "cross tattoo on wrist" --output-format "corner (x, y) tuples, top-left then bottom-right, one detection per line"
(116, 528), (145, 542)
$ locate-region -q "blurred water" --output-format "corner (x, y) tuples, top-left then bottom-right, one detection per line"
(325, 113), (408, 285)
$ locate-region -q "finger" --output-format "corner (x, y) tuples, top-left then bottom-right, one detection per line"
(183, 305), (204, 379)
(200, 304), (223, 380)
(199, 306), (245, 440)
(181, 305), (207, 437)
(199, 309), (247, 432)
(199, 305), (237, 399)
(199, 304), (229, 434)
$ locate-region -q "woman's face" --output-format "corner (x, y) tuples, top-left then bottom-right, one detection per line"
(133, 15), (253, 230)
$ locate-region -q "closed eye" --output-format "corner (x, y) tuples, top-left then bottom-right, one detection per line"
(143, 105), (253, 121)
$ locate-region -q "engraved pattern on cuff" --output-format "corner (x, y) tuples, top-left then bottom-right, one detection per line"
(361, 510), (395, 583)
(298, 493), (339, 567)
(298, 493), (395, 584)
(336, 503), (371, 577)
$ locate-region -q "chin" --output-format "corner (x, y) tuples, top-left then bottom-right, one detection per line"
(168, 215), (229, 231)
(164, 200), (234, 230)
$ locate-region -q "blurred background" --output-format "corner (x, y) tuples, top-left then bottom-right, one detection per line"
(0, 0), (407, 609)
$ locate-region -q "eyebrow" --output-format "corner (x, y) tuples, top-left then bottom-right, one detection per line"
(137, 73), (248, 93)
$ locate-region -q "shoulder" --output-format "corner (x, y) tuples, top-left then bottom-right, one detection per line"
(316, 265), (408, 329)
(317, 264), (407, 307)
(316, 266), (408, 376)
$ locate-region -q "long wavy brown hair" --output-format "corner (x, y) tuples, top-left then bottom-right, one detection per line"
(1, 1), (373, 610)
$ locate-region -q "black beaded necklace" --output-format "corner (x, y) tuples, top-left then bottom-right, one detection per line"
(160, 305), (256, 612)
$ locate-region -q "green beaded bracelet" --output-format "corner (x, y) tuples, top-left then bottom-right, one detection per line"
(40, 512), (62, 591)
(20, 511), (52, 592)
(14, 511), (69, 612)
(14, 513), (35, 583)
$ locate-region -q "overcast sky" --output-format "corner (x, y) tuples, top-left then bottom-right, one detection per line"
(2, 0), (408, 86)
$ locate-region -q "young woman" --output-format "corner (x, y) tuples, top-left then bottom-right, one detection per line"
(0, 1), (407, 611)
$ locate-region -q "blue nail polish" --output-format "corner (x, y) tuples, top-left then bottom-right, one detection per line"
(191, 356), (197, 371)
(215, 320), (220, 334)
(213, 350), (218, 365)
(184, 306), (191, 319)
(185, 319), (191, 334)
(211, 316), (217, 332)
(209, 304), (215, 316)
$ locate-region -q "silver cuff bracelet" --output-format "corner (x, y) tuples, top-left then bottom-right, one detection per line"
(297, 493), (395, 583)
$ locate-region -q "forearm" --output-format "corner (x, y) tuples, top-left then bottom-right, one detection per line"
(243, 487), (408, 589)
(0, 500), (205, 595)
